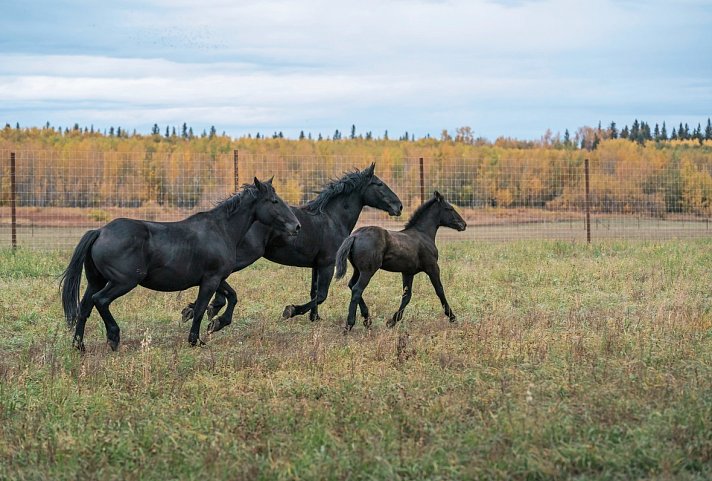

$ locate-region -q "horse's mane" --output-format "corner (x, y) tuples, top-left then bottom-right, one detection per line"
(304, 169), (371, 215)
(213, 183), (261, 217)
(404, 196), (438, 229)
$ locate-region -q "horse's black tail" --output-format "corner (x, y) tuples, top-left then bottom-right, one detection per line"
(61, 229), (100, 328)
(334, 235), (356, 280)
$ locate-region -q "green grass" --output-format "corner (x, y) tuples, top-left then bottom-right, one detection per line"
(0, 240), (711, 480)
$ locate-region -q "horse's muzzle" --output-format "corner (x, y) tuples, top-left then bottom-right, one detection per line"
(388, 203), (403, 216)
(288, 223), (302, 236)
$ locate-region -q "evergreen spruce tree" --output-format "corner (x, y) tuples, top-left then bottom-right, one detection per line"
(671, 128), (677, 140)
(705, 118), (712, 140)
(165, 126), (170, 138)
(350, 124), (356, 139)
(654, 123), (660, 140)
(181, 123), (188, 139)
(299, 130), (305, 140)
(620, 126), (629, 139)
(152, 123), (160, 135)
(384, 130), (389, 140)
(661, 122), (668, 140)
(609, 121), (618, 139)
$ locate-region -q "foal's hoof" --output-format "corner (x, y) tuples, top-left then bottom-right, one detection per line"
(309, 312), (321, 322)
(448, 314), (457, 323)
(386, 318), (397, 328)
(363, 317), (372, 329)
(181, 305), (194, 323)
(73, 337), (86, 352)
(107, 339), (120, 352)
(343, 324), (354, 335)
(188, 334), (206, 347)
(282, 305), (296, 319)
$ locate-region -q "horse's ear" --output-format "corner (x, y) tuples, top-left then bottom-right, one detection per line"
(434, 190), (443, 201)
(365, 162), (375, 177)
(266, 176), (274, 185)
(254, 177), (264, 191)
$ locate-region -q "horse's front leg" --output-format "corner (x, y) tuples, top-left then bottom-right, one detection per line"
(308, 266), (320, 321)
(188, 277), (222, 346)
(207, 280), (237, 334)
(282, 264), (334, 319)
(181, 291), (227, 323)
(426, 266), (456, 322)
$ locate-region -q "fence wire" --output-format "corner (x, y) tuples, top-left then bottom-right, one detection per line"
(1, 149), (710, 250)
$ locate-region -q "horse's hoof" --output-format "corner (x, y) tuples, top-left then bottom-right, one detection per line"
(343, 324), (354, 334)
(181, 306), (194, 323)
(282, 305), (296, 319)
(207, 319), (217, 334)
(73, 338), (86, 352)
(449, 315), (457, 323)
(309, 313), (321, 322)
(107, 339), (119, 352)
(363, 317), (372, 329)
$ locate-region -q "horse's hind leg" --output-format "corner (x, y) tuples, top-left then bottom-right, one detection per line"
(348, 268), (371, 328)
(72, 280), (104, 352)
(346, 270), (373, 332)
(388, 273), (414, 328)
(207, 280), (237, 334)
(283, 264), (334, 319)
(92, 280), (138, 351)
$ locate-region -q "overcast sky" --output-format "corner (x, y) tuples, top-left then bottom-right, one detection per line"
(1, 0), (710, 140)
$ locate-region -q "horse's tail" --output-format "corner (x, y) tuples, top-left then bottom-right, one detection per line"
(334, 235), (356, 280)
(61, 229), (100, 328)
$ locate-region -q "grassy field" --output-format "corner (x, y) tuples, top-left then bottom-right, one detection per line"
(0, 240), (710, 480)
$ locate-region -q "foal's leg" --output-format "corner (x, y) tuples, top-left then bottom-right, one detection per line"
(282, 264), (335, 319)
(207, 280), (237, 334)
(387, 273), (414, 328)
(92, 280), (138, 351)
(346, 270), (374, 332)
(348, 268), (371, 327)
(187, 277), (222, 346)
(426, 265), (456, 322)
(309, 267), (320, 322)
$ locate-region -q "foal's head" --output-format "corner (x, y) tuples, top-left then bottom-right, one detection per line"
(433, 191), (467, 231)
(252, 177), (301, 236)
(360, 163), (403, 216)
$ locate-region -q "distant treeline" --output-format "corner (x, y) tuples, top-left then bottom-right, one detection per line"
(1, 123), (711, 216)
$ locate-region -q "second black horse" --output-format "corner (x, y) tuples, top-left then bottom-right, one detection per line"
(182, 163), (402, 332)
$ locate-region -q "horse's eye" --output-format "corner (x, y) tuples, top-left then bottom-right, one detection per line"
(375, 182), (383, 186)
(271, 199), (279, 204)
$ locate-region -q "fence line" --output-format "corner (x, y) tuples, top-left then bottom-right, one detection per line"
(1, 149), (711, 250)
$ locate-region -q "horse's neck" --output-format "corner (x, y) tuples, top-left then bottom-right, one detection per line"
(222, 198), (258, 244)
(322, 190), (364, 232)
(408, 206), (440, 240)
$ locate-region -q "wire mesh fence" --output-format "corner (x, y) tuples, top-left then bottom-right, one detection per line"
(1, 149), (710, 250)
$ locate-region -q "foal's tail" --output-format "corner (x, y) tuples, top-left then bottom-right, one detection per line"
(61, 229), (100, 328)
(334, 235), (356, 280)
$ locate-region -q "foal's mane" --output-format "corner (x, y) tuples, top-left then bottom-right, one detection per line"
(404, 196), (438, 229)
(304, 169), (371, 215)
(213, 183), (261, 217)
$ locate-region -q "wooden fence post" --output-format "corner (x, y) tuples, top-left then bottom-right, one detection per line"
(419, 157), (425, 204)
(585, 158), (591, 244)
(10, 152), (17, 250)
(233, 149), (239, 193)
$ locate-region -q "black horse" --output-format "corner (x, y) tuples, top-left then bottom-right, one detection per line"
(335, 191), (467, 331)
(61, 178), (300, 350)
(181, 163), (402, 332)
